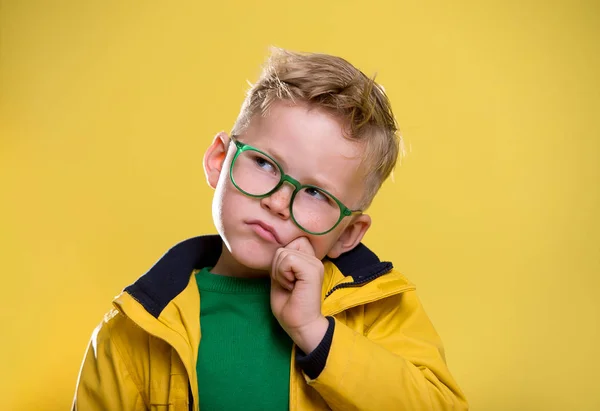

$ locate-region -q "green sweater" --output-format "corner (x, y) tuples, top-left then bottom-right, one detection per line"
(195, 267), (293, 410)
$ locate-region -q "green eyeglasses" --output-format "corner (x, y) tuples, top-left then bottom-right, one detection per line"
(229, 136), (361, 235)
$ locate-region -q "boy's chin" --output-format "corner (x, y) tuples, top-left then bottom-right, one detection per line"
(229, 241), (277, 273)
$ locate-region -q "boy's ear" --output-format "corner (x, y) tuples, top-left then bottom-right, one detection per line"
(203, 132), (230, 189)
(326, 214), (372, 259)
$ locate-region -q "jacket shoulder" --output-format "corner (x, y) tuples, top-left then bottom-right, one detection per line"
(387, 268), (416, 287)
(98, 308), (150, 350)
(93, 308), (151, 386)
(97, 308), (178, 397)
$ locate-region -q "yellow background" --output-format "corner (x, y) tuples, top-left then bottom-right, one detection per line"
(1, 1), (599, 410)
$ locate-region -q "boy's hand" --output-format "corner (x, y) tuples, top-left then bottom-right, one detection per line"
(270, 237), (329, 354)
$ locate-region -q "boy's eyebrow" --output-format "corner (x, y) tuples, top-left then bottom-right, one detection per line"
(234, 136), (288, 169)
(302, 175), (343, 198)
(263, 145), (288, 169)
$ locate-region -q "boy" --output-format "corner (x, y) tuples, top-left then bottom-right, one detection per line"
(73, 48), (468, 410)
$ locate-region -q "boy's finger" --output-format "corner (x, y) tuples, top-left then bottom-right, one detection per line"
(270, 276), (293, 292)
(280, 267), (296, 284)
(270, 259), (295, 291)
(284, 237), (315, 256)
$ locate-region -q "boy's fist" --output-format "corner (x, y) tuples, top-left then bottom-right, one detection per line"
(270, 237), (329, 354)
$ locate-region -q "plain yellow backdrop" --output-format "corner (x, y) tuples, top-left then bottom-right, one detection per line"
(1, 1), (599, 410)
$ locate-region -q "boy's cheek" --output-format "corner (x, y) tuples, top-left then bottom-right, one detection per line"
(301, 235), (337, 261)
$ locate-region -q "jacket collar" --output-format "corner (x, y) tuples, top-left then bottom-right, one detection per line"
(125, 235), (392, 318)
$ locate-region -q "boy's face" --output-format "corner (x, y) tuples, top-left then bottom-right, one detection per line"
(204, 100), (372, 274)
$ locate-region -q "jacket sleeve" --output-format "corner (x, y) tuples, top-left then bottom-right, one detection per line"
(72, 310), (146, 411)
(305, 290), (468, 410)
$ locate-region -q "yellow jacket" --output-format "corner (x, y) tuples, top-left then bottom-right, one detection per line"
(73, 236), (468, 410)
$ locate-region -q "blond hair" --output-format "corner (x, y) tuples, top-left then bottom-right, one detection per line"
(232, 48), (402, 209)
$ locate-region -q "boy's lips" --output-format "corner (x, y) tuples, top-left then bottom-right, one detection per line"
(246, 220), (283, 245)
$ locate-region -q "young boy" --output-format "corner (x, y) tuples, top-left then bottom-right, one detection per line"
(73, 48), (468, 410)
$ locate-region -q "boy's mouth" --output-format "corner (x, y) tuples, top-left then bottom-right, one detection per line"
(246, 220), (282, 245)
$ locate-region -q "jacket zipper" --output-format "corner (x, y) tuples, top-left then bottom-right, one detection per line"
(324, 262), (393, 299)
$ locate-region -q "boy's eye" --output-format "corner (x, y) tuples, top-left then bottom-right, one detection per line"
(252, 155), (277, 172)
(304, 187), (331, 203)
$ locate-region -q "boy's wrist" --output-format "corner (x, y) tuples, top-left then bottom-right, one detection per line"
(288, 316), (330, 354)
(295, 316), (336, 379)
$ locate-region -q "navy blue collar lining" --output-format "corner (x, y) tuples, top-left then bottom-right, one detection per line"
(125, 235), (392, 318)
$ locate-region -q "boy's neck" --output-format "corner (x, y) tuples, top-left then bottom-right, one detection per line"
(211, 243), (270, 279)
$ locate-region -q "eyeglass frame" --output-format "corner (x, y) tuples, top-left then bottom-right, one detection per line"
(228, 135), (362, 235)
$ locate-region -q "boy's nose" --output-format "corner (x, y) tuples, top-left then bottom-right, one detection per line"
(260, 184), (294, 219)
